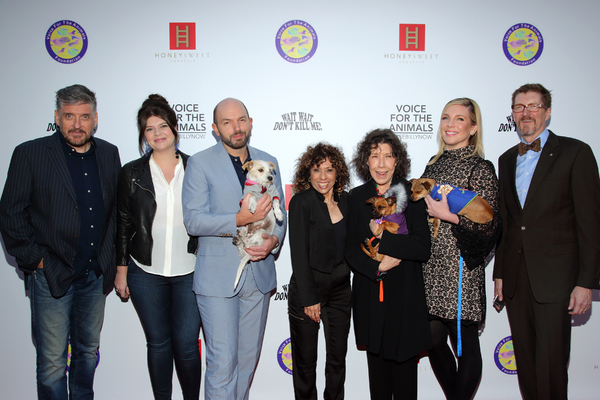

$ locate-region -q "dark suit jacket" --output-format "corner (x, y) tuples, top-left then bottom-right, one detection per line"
(493, 131), (600, 303)
(0, 131), (121, 298)
(288, 187), (348, 307)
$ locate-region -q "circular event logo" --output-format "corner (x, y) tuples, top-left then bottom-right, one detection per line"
(65, 339), (100, 371)
(277, 338), (293, 375)
(494, 336), (517, 375)
(275, 20), (318, 63)
(45, 20), (88, 64)
(503, 23), (543, 66)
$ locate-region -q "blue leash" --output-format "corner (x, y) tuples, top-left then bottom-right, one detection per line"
(457, 255), (463, 357)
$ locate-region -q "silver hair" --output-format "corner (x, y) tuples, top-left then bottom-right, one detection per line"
(55, 84), (97, 113)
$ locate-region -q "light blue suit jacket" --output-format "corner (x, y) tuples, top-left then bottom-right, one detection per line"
(182, 142), (287, 297)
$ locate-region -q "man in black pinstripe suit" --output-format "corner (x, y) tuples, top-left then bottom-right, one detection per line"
(0, 84), (121, 400)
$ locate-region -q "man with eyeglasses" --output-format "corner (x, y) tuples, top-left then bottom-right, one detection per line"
(493, 83), (600, 399)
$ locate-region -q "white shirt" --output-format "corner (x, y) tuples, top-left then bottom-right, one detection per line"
(132, 156), (196, 276)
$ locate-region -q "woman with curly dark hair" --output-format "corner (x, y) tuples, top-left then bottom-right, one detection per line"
(345, 129), (431, 399)
(288, 142), (351, 399)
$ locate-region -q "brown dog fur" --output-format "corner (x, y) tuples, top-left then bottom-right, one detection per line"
(408, 178), (493, 238)
(361, 196), (399, 261)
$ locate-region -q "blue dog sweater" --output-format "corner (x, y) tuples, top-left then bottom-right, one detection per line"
(429, 183), (479, 214)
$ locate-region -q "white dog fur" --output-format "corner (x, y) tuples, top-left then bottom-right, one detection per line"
(232, 160), (284, 289)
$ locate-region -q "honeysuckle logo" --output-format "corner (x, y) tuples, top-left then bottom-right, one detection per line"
(503, 23), (544, 66)
(45, 20), (88, 64)
(276, 20), (318, 63)
(277, 338), (293, 375)
(494, 336), (517, 374)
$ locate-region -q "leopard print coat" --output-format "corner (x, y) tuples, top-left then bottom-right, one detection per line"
(420, 145), (500, 323)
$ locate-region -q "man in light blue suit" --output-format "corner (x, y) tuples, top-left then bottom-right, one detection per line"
(182, 98), (287, 400)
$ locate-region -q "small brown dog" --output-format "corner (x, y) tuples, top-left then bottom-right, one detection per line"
(361, 184), (408, 261)
(409, 178), (493, 238)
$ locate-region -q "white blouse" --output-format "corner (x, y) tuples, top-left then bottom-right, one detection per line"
(132, 156), (196, 276)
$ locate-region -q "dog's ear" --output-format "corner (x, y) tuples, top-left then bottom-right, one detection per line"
(268, 161), (276, 172)
(409, 178), (415, 184)
(386, 197), (397, 206)
(422, 180), (432, 191)
(366, 197), (377, 205)
(242, 161), (253, 171)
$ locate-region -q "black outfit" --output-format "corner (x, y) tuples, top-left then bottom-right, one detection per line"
(288, 188), (351, 400)
(345, 178), (432, 400)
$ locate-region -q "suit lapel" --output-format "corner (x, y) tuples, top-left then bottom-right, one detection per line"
(504, 146), (521, 210)
(523, 131), (559, 210)
(47, 133), (77, 203)
(94, 139), (116, 214)
(215, 143), (244, 196)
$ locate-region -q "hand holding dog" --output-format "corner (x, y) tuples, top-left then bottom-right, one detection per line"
(424, 191), (459, 224)
(236, 193), (272, 227)
(378, 255), (401, 272)
(369, 219), (382, 239)
(244, 233), (278, 261)
(304, 303), (321, 323)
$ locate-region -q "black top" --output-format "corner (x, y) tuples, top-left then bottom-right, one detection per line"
(288, 187), (349, 307)
(59, 132), (104, 281)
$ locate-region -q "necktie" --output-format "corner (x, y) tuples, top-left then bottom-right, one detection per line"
(517, 138), (541, 156)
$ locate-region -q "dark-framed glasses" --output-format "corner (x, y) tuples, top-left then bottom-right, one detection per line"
(512, 103), (547, 113)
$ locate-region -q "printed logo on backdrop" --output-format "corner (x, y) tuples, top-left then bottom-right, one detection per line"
(174, 103), (207, 139)
(277, 338), (293, 375)
(155, 23), (209, 62)
(503, 23), (544, 66)
(494, 336), (517, 375)
(45, 20), (88, 64)
(390, 104), (435, 139)
(498, 115), (517, 133)
(276, 20), (318, 63)
(273, 284), (288, 301)
(385, 24), (439, 64)
(273, 111), (322, 131)
(66, 338), (100, 371)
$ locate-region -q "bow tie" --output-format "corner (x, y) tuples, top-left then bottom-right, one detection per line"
(517, 138), (541, 156)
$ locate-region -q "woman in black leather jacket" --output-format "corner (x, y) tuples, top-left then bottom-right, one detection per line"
(288, 143), (351, 399)
(115, 95), (201, 400)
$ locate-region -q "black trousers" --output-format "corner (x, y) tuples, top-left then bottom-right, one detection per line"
(505, 260), (571, 400)
(288, 261), (351, 400)
(366, 351), (419, 400)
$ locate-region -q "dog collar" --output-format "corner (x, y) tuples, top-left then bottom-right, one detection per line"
(245, 179), (267, 193)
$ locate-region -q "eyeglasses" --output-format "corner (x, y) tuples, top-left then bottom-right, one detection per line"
(511, 103), (547, 113)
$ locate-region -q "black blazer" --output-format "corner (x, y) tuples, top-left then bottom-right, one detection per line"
(288, 187), (348, 307)
(493, 131), (600, 302)
(0, 131), (121, 297)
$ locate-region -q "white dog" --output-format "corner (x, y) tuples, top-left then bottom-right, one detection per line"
(232, 160), (284, 289)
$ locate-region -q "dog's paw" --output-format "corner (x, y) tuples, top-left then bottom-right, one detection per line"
(248, 197), (257, 213)
(273, 204), (284, 221)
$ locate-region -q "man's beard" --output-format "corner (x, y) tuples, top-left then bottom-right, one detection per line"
(63, 128), (92, 148)
(222, 130), (250, 149)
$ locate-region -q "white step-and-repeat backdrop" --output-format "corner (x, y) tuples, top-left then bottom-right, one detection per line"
(1, 1), (600, 398)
